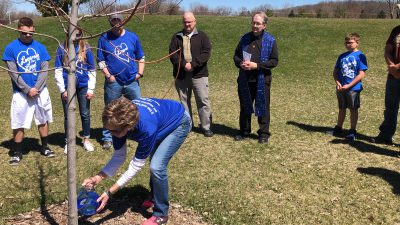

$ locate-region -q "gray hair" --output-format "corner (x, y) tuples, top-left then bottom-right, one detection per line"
(252, 11), (268, 24)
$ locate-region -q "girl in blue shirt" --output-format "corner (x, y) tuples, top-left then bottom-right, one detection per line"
(54, 29), (97, 153)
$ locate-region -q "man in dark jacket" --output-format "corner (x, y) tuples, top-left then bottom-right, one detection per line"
(233, 11), (279, 144)
(169, 11), (213, 137)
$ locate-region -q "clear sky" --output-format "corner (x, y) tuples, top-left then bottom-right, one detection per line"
(12, 0), (325, 13)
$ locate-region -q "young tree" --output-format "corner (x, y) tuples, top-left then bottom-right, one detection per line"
(2, 0), (159, 224)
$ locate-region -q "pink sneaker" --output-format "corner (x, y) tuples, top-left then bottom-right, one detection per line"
(141, 216), (168, 225)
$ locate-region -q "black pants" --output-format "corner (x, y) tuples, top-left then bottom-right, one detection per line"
(238, 77), (271, 138)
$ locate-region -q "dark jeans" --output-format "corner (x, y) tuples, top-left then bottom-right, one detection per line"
(238, 77), (271, 138)
(102, 80), (141, 142)
(378, 76), (400, 140)
(62, 86), (91, 138)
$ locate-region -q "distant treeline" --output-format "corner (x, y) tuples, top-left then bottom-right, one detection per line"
(2, 0), (399, 21)
(275, 1), (392, 19)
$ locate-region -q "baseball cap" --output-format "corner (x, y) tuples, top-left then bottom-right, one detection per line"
(108, 13), (124, 21)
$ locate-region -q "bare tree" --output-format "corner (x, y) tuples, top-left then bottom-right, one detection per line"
(0, 0), (12, 19)
(213, 6), (233, 16)
(190, 3), (210, 15)
(251, 4), (273, 14)
(82, 0), (115, 14)
(237, 7), (250, 16)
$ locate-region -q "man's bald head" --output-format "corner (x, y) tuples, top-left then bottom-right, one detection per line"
(182, 11), (197, 34)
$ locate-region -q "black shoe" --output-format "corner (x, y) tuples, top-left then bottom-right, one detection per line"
(234, 135), (244, 141)
(41, 146), (55, 158)
(258, 136), (269, 144)
(371, 136), (393, 145)
(102, 141), (113, 150)
(345, 129), (357, 141)
(332, 125), (343, 136)
(9, 154), (22, 166)
(204, 130), (214, 137)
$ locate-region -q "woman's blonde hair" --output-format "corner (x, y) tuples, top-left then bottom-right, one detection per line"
(62, 28), (88, 66)
(102, 97), (140, 130)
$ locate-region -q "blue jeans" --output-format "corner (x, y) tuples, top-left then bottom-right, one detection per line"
(149, 111), (191, 217)
(102, 80), (141, 142)
(379, 76), (400, 140)
(62, 86), (91, 138)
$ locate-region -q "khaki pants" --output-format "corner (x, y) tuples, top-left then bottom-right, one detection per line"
(175, 76), (212, 130)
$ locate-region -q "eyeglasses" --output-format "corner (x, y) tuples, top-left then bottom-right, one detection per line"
(252, 22), (265, 27)
(345, 41), (356, 44)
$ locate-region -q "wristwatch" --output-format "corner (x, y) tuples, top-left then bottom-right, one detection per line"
(105, 190), (112, 197)
(137, 73), (143, 78)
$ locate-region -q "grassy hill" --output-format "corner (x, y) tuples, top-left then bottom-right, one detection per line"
(1, 15), (400, 224)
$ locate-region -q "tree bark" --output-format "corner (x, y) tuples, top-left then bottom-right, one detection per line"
(67, 0), (79, 224)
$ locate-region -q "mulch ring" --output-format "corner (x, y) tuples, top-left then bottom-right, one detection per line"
(5, 196), (209, 225)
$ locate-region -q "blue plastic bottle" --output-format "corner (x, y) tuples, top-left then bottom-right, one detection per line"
(77, 187), (100, 216)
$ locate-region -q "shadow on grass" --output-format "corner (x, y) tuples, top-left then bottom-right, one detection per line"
(330, 139), (400, 158)
(0, 133), (84, 154)
(36, 158), (58, 225)
(79, 185), (152, 225)
(191, 123), (258, 139)
(286, 121), (374, 142)
(1, 137), (42, 156)
(287, 121), (399, 158)
(357, 167), (400, 195)
(90, 128), (104, 145)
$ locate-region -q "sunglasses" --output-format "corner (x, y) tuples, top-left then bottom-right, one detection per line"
(21, 31), (35, 36)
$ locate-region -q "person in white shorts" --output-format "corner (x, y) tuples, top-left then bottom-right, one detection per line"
(2, 17), (55, 166)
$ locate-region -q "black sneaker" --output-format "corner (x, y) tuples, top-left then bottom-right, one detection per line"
(258, 136), (269, 144)
(9, 154), (22, 166)
(102, 141), (113, 150)
(41, 146), (55, 158)
(345, 129), (357, 141)
(234, 131), (250, 141)
(332, 126), (343, 136)
(234, 134), (245, 141)
(204, 130), (214, 137)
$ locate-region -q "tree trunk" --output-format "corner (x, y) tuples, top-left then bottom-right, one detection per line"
(67, 0), (79, 224)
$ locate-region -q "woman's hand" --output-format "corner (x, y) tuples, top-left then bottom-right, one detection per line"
(86, 93), (93, 100)
(62, 91), (68, 101)
(82, 175), (102, 190)
(96, 192), (110, 212)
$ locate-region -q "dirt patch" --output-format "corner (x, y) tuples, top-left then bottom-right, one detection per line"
(5, 198), (209, 225)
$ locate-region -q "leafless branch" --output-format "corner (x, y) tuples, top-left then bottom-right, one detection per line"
(79, 0), (143, 40)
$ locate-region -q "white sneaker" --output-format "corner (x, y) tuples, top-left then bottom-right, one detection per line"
(83, 140), (95, 152)
(64, 144), (68, 154)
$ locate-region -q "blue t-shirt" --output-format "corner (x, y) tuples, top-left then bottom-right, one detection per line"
(2, 39), (51, 92)
(54, 43), (96, 89)
(335, 50), (368, 91)
(112, 98), (185, 160)
(97, 30), (144, 85)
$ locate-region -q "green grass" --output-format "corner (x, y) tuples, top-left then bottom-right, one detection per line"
(1, 15), (400, 224)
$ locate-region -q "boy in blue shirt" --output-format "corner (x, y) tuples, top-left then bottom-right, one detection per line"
(97, 13), (145, 150)
(2, 17), (55, 165)
(332, 33), (368, 140)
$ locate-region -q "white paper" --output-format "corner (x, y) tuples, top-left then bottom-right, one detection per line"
(243, 51), (252, 61)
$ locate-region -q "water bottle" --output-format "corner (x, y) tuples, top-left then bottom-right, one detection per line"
(77, 187), (101, 216)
